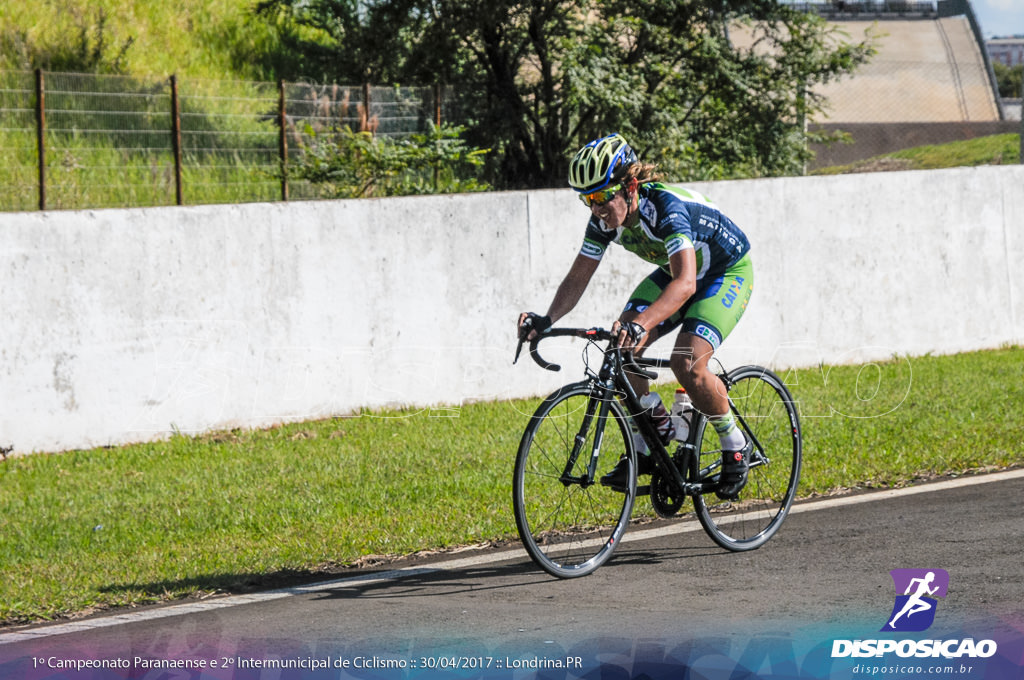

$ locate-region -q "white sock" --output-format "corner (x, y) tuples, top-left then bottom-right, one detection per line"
(709, 411), (745, 451)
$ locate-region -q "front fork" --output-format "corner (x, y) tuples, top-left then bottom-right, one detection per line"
(558, 387), (614, 488)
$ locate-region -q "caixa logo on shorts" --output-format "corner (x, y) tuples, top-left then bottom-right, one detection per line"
(882, 568), (949, 632)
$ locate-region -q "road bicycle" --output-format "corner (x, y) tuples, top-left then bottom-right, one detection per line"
(512, 326), (802, 578)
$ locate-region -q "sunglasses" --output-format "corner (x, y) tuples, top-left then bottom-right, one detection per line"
(578, 183), (622, 207)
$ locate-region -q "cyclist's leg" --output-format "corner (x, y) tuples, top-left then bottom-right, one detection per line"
(670, 254), (754, 497)
(671, 332), (727, 418)
(669, 253), (753, 395)
(669, 253), (753, 407)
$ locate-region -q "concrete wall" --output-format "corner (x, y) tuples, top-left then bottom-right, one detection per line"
(2, 165), (1023, 454)
(1003, 99), (1023, 122)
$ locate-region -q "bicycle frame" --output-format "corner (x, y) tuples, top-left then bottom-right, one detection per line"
(631, 354), (772, 488)
(520, 327), (715, 500)
(513, 324), (803, 576)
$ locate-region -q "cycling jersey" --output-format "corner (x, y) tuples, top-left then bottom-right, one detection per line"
(578, 181), (753, 350)
(578, 182), (750, 286)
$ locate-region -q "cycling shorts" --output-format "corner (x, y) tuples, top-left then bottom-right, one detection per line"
(623, 253), (753, 351)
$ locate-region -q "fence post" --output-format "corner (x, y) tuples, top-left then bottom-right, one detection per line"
(433, 82), (442, 191)
(434, 82), (442, 127)
(170, 75), (184, 205)
(279, 80), (289, 202)
(35, 69), (45, 211)
(362, 82), (371, 133)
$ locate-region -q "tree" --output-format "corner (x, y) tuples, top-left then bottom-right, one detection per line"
(291, 122), (490, 198)
(253, 0), (436, 83)
(255, 0), (874, 188)
(993, 62), (1022, 99)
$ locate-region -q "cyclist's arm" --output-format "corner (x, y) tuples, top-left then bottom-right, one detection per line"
(545, 253), (601, 323)
(632, 249), (696, 333)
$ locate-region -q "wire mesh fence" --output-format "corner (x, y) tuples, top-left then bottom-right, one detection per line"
(803, 6), (1021, 169)
(0, 70), (448, 212)
(816, 61), (1000, 124)
(0, 71), (39, 212)
(807, 53), (1018, 168)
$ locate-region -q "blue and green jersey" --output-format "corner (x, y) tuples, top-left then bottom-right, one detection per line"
(579, 182), (750, 284)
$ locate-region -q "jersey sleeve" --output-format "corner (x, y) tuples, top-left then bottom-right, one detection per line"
(657, 207), (695, 258)
(579, 219), (612, 261)
(664, 229), (694, 257)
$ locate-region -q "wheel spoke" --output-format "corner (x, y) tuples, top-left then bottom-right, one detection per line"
(513, 385), (636, 577)
(693, 367), (802, 551)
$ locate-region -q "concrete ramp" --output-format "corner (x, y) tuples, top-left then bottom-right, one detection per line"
(731, 13), (1009, 166)
(817, 16), (1000, 122)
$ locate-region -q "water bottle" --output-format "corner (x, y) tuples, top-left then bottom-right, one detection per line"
(639, 392), (675, 444)
(669, 387), (693, 442)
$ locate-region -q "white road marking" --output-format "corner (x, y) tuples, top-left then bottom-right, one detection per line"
(2, 468), (1021, 646)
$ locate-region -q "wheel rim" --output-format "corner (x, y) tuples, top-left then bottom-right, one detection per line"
(694, 368), (801, 549)
(514, 388), (635, 576)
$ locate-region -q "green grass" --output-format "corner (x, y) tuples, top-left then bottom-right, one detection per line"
(813, 133), (1021, 175)
(2, 346), (1023, 627)
(0, 0), (279, 81)
(0, 1), (310, 211)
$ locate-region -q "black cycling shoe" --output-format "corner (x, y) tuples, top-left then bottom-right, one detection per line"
(600, 454), (654, 489)
(715, 439), (753, 500)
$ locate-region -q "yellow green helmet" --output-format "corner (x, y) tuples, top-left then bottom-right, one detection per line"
(568, 133), (638, 194)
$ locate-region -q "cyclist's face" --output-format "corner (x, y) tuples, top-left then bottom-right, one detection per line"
(589, 188), (629, 228)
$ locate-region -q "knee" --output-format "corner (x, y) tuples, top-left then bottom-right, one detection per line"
(670, 352), (700, 388)
(670, 342), (716, 387)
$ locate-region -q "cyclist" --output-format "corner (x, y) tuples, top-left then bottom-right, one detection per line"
(518, 133), (754, 499)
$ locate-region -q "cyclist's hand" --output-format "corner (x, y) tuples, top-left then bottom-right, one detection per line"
(518, 312), (552, 342)
(611, 320), (647, 351)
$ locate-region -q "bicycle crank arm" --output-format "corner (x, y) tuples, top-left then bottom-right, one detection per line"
(559, 473), (599, 488)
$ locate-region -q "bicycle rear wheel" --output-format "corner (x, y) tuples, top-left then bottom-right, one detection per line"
(512, 382), (636, 578)
(693, 365), (802, 551)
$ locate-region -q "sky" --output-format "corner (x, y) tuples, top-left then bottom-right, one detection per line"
(970, 0), (1024, 39)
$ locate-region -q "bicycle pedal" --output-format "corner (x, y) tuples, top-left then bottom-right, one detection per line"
(636, 484), (651, 496)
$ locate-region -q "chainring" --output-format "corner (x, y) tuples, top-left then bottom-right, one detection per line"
(649, 470), (685, 518)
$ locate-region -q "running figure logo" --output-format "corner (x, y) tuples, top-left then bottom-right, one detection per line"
(882, 568), (950, 632)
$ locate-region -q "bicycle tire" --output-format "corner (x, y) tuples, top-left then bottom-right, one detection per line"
(692, 365), (802, 551)
(512, 381), (637, 578)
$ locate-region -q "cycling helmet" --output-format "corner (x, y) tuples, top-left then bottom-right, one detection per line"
(568, 133), (638, 194)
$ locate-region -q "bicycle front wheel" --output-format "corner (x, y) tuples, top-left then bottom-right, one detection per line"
(512, 382), (636, 578)
(693, 365), (802, 551)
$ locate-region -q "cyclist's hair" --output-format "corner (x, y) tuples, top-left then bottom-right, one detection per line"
(622, 162), (661, 185)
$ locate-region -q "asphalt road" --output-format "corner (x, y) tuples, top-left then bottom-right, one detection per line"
(3, 469), (1023, 678)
